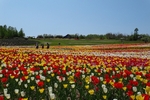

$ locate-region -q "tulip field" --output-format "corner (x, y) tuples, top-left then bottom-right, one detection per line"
(0, 43), (150, 100)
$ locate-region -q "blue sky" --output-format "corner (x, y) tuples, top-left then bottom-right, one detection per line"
(0, 0), (150, 37)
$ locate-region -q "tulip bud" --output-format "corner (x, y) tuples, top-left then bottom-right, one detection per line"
(0, 74), (3, 77)
(21, 91), (25, 97)
(14, 89), (19, 94)
(50, 93), (55, 100)
(3, 88), (8, 95)
(24, 84), (28, 88)
(103, 87), (108, 93)
(5, 94), (10, 99)
(100, 77), (103, 81)
(48, 86), (53, 93)
(63, 77), (65, 81)
(15, 78), (19, 82)
(35, 71), (39, 75)
(31, 77), (35, 80)
(54, 83), (58, 88)
(18, 81), (22, 86)
(27, 79), (30, 83)
(130, 74), (134, 78)
(132, 86), (137, 92)
(48, 71), (51, 74)
(40, 74), (46, 81)
(39, 70), (43, 74)
(71, 84), (75, 88)
(82, 75), (85, 79)
(101, 84), (106, 88)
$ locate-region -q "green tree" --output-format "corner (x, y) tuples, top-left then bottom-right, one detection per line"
(18, 28), (25, 38)
(133, 28), (139, 41)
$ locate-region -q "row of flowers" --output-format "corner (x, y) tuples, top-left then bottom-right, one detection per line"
(0, 45), (150, 100)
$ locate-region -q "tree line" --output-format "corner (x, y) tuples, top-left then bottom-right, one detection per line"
(36, 28), (150, 43)
(1, 25), (149, 43)
(0, 25), (25, 39)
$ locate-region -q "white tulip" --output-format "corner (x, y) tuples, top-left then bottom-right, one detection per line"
(58, 79), (62, 82)
(15, 78), (19, 82)
(5, 94), (10, 99)
(132, 86), (137, 92)
(130, 74), (134, 78)
(35, 72), (38, 75)
(113, 99), (117, 100)
(63, 77), (65, 81)
(82, 75), (85, 78)
(14, 89), (19, 94)
(54, 83), (58, 88)
(31, 77), (35, 80)
(27, 79), (30, 83)
(66, 72), (70, 76)
(36, 80), (40, 84)
(6, 84), (9, 87)
(0, 74), (3, 77)
(103, 87), (108, 93)
(50, 93), (55, 100)
(39, 70), (43, 74)
(40, 74), (46, 81)
(21, 91), (25, 97)
(3, 88), (8, 95)
(101, 84), (106, 88)
(24, 84), (28, 88)
(137, 92), (141, 95)
(71, 84), (75, 88)
(48, 86), (53, 93)
(18, 81), (22, 86)
(100, 77), (103, 81)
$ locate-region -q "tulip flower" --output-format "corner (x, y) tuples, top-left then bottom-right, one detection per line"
(88, 89), (94, 95)
(39, 88), (44, 93)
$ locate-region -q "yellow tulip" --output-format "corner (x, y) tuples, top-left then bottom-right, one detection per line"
(25, 76), (28, 79)
(136, 75), (141, 80)
(68, 76), (74, 84)
(88, 89), (94, 95)
(85, 85), (89, 89)
(143, 79), (148, 84)
(123, 87), (127, 91)
(145, 86), (150, 95)
(103, 95), (107, 99)
(22, 98), (28, 100)
(136, 94), (144, 100)
(103, 81), (107, 84)
(63, 84), (68, 88)
(10, 75), (14, 79)
(47, 79), (50, 82)
(130, 95), (135, 100)
(30, 86), (35, 90)
(51, 73), (55, 77)
(85, 76), (90, 83)
(39, 88), (44, 93)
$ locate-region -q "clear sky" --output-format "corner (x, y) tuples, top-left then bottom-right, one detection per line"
(0, 0), (150, 37)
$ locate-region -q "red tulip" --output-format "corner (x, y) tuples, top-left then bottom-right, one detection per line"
(114, 82), (124, 89)
(1, 77), (8, 83)
(37, 81), (44, 87)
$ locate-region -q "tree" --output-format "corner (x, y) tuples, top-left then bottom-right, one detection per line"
(18, 28), (25, 38)
(133, 28), (139, 41)
(134, 28), (139, 34)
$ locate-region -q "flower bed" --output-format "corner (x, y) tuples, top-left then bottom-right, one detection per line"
(0, 44), (150, 100)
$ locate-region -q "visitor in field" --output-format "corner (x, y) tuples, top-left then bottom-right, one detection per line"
(47, 43), (49, 49)
(36, 42), (39, 49)
(41, 44), (44, 49)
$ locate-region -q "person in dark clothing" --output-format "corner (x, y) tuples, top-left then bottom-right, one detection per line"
(41, 44), (44, 49)
(36, 42), (39, 49)
(46, 43), (50, 49)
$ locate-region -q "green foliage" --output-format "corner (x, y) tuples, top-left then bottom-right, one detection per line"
(0, 25), (25, 39)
